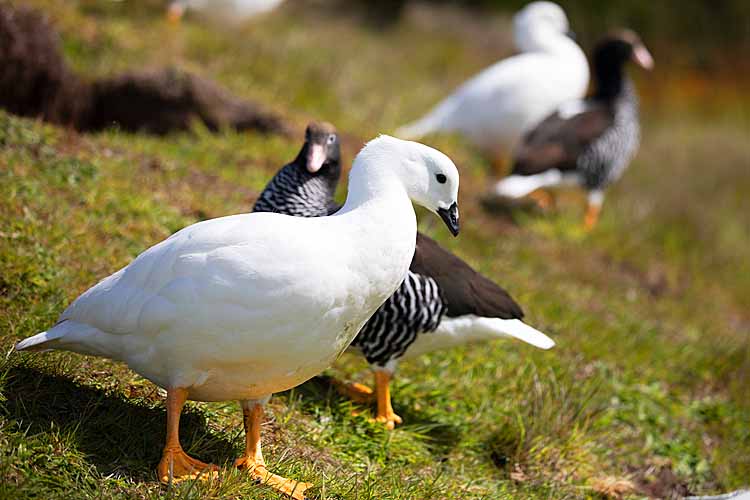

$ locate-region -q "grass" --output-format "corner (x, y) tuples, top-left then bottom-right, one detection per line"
(1, 1), (749, 498)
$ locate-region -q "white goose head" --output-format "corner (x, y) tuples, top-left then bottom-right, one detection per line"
(513, 1), (573, 53)
(350, 135), (460, 236)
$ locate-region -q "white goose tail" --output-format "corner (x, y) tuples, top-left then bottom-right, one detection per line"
(395, 96), (460, 140)
(396, 115), (440, 140)
(15, 320), (99, 353)
(484, 318), (555, 349)
(15, 320), (72, 352)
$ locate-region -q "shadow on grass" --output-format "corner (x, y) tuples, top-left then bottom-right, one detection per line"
(288, 374), (464, 457)
(2, 366), (237, 481)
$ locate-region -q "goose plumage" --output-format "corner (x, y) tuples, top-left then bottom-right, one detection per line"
(254, 122), (554, 429)
(395, 1), (589, 164)
(16, 135), (461, 498)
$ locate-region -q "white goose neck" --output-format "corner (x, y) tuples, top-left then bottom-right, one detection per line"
(339, 159), (406, 213)
(336, 140), (418, 258)
(339, 137), (418, 214)
(517, 30), (582, 57)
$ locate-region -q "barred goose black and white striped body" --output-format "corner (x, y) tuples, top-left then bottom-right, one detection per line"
(254, 122), (554, 428)
(494, 30), (653, 229)
(351, 267), (446, 369)
(253, 163), (340, 217)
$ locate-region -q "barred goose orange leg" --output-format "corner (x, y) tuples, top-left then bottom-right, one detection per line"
(373, 370), (402, 430)
(332, 379), (375, 404)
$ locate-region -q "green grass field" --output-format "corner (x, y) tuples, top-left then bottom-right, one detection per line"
(1, 1), (749, 498)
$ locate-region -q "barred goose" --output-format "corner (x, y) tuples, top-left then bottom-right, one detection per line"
(255, 122), (554, 429)
(494, 30), (653, 229)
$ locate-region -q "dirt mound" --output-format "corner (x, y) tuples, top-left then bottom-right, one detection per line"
(85, 68), (289, 135)
(0, 3), (290, 136)
(0, 3), (88, 126)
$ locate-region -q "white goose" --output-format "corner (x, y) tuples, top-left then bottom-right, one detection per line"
(396, 1), (589, 167)
(15, 136), (460, 500)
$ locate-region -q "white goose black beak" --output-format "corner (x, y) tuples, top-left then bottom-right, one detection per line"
(437, 202), (460, 237)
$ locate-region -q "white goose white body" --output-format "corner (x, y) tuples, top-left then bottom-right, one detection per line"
(396, 1), (589, 156)
(17, 137), (460, 403)
(170, 0), (284, 22)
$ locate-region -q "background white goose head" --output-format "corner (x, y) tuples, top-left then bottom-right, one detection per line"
(513, 1), (573, 53)
(352, 136), (460, 236)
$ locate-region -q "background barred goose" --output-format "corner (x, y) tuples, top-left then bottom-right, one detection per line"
(16, 135), (461, 499)
(254, 122), (554, 429)
(493, 30), (654, 229)
(395, 1), (589, 169)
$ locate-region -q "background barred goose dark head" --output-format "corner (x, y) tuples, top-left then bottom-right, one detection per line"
(253, 121), (342, 217)
(299, 121), (341, 175)
(593, 30), (654, 100)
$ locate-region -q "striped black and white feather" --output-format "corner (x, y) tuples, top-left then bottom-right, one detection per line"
(577, 80), (640, 190)
(351, 270), (446, 368)
(253, 161), (340, 217)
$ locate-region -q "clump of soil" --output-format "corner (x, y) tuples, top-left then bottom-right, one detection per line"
(631, 459), (694, 499)
(0, 3), (290, 136)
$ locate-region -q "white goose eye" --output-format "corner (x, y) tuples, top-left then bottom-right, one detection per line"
(436, 173), (447, 184)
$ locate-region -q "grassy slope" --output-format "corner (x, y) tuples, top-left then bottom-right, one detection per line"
(1, 1), (749, 499)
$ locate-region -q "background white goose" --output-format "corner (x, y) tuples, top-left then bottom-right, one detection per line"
(15, 136), (460, 500)
(167, 0), (285, 24)
(395, 1), (589, 168)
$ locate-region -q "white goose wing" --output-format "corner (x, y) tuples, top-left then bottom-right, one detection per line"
(398, 51), (588, 152)
(60, 213), (345, 345)
(444, 52), (588, 142)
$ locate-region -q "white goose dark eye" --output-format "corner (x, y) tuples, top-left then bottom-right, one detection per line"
(327, 134), (336, 144)
(436, 173), (447, 184)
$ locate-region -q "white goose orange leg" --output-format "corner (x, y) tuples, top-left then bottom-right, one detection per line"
(373, 370), (402, 430)
(235, 399), (311, 500)
(158, 388), (218, 483)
